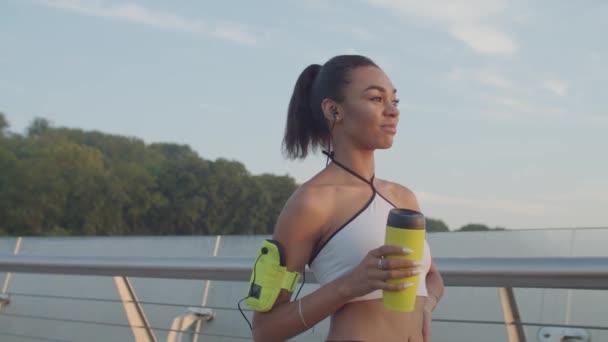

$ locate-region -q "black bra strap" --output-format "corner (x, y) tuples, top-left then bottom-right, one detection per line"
(322, 150), (375, 187)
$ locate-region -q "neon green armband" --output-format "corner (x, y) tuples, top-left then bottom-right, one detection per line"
(245, 239), (301, 312)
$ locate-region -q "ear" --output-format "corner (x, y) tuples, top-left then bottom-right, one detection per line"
(320, 98), (339, 122)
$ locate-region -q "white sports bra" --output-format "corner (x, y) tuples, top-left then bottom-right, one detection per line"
(309, 152), (432, 302)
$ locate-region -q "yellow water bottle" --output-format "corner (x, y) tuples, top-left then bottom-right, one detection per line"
(383, 208), (425, 312)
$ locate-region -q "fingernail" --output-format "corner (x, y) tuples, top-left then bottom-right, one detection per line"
(413, 261), (422, 266)
(402, 283), (413, 289)
(412, 270), (421, 275)
(403, 248), (413, 254)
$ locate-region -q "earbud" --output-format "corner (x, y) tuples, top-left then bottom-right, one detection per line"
(325, 107), (340, 122)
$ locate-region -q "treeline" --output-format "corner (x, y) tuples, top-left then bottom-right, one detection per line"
(0, 113), (505, 236)
(426, 220), (506, 233)
(0, 114), (298, 236)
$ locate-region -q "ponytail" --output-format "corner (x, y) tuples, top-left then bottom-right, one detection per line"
(283, 64), (326, 159)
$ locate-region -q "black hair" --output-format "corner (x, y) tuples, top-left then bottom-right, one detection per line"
(282, 55), (378, 159)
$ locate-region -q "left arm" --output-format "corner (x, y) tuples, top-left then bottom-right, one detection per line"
(423, 258), (444, 341)
(425, 258), (444, 311)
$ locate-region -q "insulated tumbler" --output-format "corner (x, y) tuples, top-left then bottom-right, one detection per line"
(383, 208), (425, 312)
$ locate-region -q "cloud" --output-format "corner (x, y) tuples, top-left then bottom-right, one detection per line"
(212, 22), (257, 46)
(367, 0), (517, 55)
(542, 79), (568, 96)
(40, 0), (258, 45)
(288, 0), (334, 11)
(324, 24), (376, 42)
(446, 67), (572, 121)
(350, 27), (374, 41)
(450, 24), (516, 55)
(493, 97), (533, 113)
(483, 95), (568, 121)
(448, 67), (513, 89)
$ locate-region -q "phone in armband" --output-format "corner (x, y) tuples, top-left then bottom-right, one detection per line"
(245, 239), (301, 312)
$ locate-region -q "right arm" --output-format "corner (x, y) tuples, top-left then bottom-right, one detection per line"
(251, 187), (419, 342)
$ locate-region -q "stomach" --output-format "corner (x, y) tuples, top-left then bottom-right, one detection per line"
(326, 296), (426, 342)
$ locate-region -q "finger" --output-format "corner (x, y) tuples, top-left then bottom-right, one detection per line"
(369, 245), (412, 258)
(366, 257), (383, 270)
(366, 268), (392, 280)
(388, 259), (423, 269)
(380, 258), (422, 270)
(366, 258), (421, 277)
(383, 269), (422, 280)
(368, 268), (416, 280)
(375, 280), (413, 291)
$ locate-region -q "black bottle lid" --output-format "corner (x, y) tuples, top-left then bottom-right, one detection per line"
(386, 208), (425, 230)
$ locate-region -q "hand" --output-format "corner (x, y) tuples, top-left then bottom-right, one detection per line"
(338, 245), (421, 299)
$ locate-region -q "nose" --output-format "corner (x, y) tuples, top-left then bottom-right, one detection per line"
(384, 102), (400, 118)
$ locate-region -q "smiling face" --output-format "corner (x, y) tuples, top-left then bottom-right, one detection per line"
(332, 65), (400, 151)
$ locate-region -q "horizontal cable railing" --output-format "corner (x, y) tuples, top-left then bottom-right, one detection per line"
(5, 291), (608, 331)
(0, 312), (253, 340)
(0, 331), (74, 342)
(1, 255), (607, 289)
(5, 291), (246, 312)
(1, 255), (607, 341)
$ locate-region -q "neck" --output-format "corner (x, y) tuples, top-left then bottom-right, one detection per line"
(328, 145), (375, 182)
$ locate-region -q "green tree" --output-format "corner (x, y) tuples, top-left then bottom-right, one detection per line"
(27, 117), (52, 137)
(7, 139), (67, 235)
(253, 174), (297, 233)
(0, 144), (18, 234)
(0, 112), (8, 136)
(147, 156), (211, 235)
(458, 223), (491, 232)
(426, 218), (449, 232)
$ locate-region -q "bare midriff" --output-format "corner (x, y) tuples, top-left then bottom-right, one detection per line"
(325, 297), (426, 342)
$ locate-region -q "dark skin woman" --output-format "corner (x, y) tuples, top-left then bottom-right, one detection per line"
(252, 55), (444, 342)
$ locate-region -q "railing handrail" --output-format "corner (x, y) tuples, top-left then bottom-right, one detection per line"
(0, 255), (607, 290)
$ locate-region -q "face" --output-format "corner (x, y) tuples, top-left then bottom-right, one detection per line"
(334, 66), (400, 150)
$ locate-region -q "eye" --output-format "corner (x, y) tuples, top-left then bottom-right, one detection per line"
(371, 96), (383, 102)
(392, 99), (400, 106)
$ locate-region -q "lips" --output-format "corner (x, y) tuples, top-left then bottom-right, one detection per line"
(381, 124), (397, 134)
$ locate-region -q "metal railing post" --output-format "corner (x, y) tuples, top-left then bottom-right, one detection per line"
(114, 275), (158, 342)
(0, 237), (22, 309)
(499, 287), (526, 342)
(193, 235), (221, 341)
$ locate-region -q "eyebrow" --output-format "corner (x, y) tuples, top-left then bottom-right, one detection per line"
(363, 85), (397, 94)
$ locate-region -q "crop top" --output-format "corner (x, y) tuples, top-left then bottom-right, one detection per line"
(308, 152), (432, 302)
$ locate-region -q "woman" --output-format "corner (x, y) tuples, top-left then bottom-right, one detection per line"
(252, 55), (444, 342)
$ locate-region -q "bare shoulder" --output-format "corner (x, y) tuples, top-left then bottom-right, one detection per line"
(272, 180), (335, 268)
(275, 181), (333, 234)
(376, 179), (421, 212)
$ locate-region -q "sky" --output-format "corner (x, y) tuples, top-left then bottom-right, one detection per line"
(1, 0), (607, 231)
